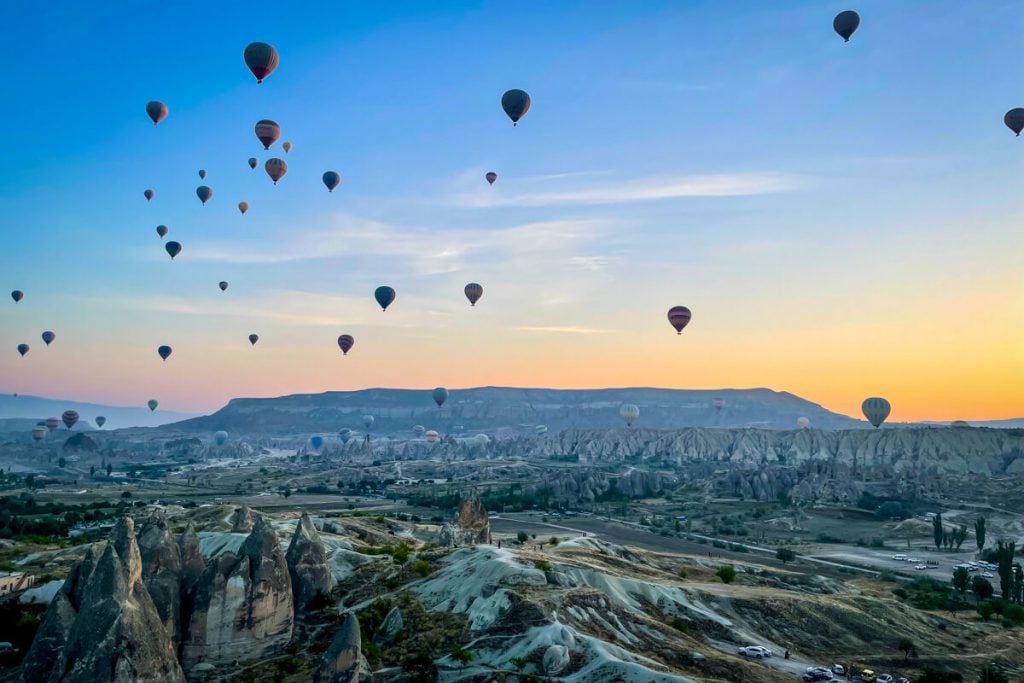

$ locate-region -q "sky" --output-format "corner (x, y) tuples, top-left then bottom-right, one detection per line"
(0, 0), (1021, 421)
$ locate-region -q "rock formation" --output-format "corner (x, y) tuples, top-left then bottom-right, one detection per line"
(374, 606), (403, 645)
(62, 433), (98, 453)
(229, 505), (257, 533)
(543, 644), (571, 675)
(286, 512), (334, 611)
(439, 493), (490, 547)
(136, 510), (184, 641)
(315, 611), (372, 683)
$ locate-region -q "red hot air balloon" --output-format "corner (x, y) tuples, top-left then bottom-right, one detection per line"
(45, 417), (59, 432)
(16, 344), (29, 357)
(337, 334), (354, 355)
(485, 172), (497, 185)
(244, 42), (279, 84)
(144, 189), (155, 201)
(464, 283), (483, 306)
(255, 120), (281, 149)
(146, 101), (168, 125)
(61, 410), (79, 430)
(667, 306), (692, 335)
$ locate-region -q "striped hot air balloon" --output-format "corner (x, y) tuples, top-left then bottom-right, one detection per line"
(619, 404), (640, 427)
(244, 42), (279, 84)
(31, 427), (46, 442)
(337, 334), (354, 355)
(464, 283), (483, 306)
(45, 417), (59, 432)
(264, 158), (287, 184)
(413, 425), (425, 437)
(61, 410), (79, 430)
(424, 430), (440, 444)
(861, 397), (891, 428)
(255, 120), (281, 149)
(667, 306), (692, 334)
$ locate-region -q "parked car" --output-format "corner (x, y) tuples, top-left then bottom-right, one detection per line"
(832, 664), (846, 675)
(877, 674), (894, 683)
(861, 670), (877, 683)
(803, 667), (834, 682)
(738, 646), (772, 658)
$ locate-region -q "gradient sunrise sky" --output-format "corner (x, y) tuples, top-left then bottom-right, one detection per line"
(1, 0), (1021, 421)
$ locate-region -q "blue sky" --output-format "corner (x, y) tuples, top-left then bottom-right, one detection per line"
(1, 1), (1021, 419)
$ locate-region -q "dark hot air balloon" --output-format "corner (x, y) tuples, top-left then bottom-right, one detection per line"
(712, 398), (725, 412)
(11, 291), (23, 303)
(198, 169), (207, 180)
(31, 427), (46, 442)
(501, 89), (531, 125)
(861, 397), (891, 428)
(464, 283), (483, 306)
(148, 400), (159, 412)
(667, 306), (692, 334)
(363, 415), (375, 430)
(337, 334), (354, 355)
(156, 225), (168, 238)
(833, 10), (860, 42)
(219, 281), (229, 292)
(485, 172), (497, 185)
(45, 417), (59, 432)
(1005, 108), (1024, 136)
(144, 189), (155, 201)
(282, 141), (292, 153)
(196, 186), (213, 205)
(41, 331), (55, 346)
(432, 387), (449, 408)
(248, 334), (259, 346)
(158, 345), (172, 361)
(214, 430), (228, 445)
(248, 157), (258, 169)
(16, 344), (29, 357)
(322, 171), (341, 192)
(244, 42), (279, 83)
(338, 428), (351, 444)
(95, 416), (106, 428)
(165, 241), (182, 259)
(265, 158), (287, 184)
(374, 286), (395, 311)
(255, 119), (281, 149)
(61, 410), (79, 430)
(238, 201), (249, 214)
(310, 435), (324, 450)
(146, 101), (168, 125)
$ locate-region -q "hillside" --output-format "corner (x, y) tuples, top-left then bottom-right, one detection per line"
(168, 386), (865, 435)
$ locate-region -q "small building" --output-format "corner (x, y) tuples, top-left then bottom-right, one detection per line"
(0, 572), (35, 596)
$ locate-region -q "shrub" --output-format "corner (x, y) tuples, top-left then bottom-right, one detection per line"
(534, 559), (552, 572)
(716, 565), (736, 584)
(670, 616), (688, 632)
(976, 601), (996, 621)
(411, 559), (435, 578)
(776, 548), (797, 564)
(678, 567), (688, 579)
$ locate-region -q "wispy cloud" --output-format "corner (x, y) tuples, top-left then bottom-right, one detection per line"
(448, 172), (804, 208)
(569, 255), (619, 272)
(514, 326), (613, 335)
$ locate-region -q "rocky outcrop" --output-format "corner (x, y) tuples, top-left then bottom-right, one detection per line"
(315, 611), (371, 683)
(22, 517), (185, 682)
(229, 505), (257, 533)
(286, 513), (334, 611)
(374, 606), (403, 645)
(439, 493), (490, 547)
(136, 511), (184, 641)
(62, 433), (98, 453)
(181, 516), (293, 669)
(543, 644), (571, 675)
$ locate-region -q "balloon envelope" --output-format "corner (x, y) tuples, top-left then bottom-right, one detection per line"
(363, 415), (375, 429)
(485, 172), (497, 185)
(310, 435), (324, 450)
(432, 387), (449, 408)
(196, 185), (213, 205)
(338, 428), (351, 444)
(144, 189), (155, 201)
(238, 201), (249, 214)
(11, 290), (23, 303)
(797, 417), (810, 429)
(667, 306), (692, 334)
(42, 331), (55, 346)
(45, 417), (59, 432)
(219, 281), (229, 291)
(282, 141), (292, 153)
(16, 344), (29, 357)
(374, 286), (396, 311)
(248, 157), (258, 169)
(464, 283), (483, 306)
(535, 425), (548, 435)
(158, 345), (172, 361)
(95, 416), (106, 428)
(861, 397), (891, 428)
(146, 100), (168, 125)
(501, 89), (531, 125)
(214, 430), (228, 445)
(337, 334), (354, 355)
(619, 403), (640, 427)
(322, 171), (341, 192)
(833, 10), (860, 42)
(413, 425), (425, 437)
(156, 225), (168, 238)
(148, 400), (159, 412)
(1005, 108), (1024, 136)
(264, 158), (287, 184)
(31, 428), (46, 442)
(165, 241), (182, 259)
(61, 410), (79, 430)
(255, 120), (281, 149)
(198, 169), (207, 179)
(424, 430), (440, 444)
(713, 398), (725, 412)
(244, 42), (279, 83)
(248, 334), (259, 346)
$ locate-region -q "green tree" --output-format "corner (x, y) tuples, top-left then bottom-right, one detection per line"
(975, 516), (986, 553)
(972, 576), (994, 600)
(57, 457), (66, 468)
(976, 600), (996, 621)
(105, 463), (112, 476)
(549, 536), (559, 546)
(716, 565), (736, 584)
(449, 644), (474, 669)
(508, 657), (528, 673)
(933, 513), (943, 550)
(516, 531), (528, 543)
(995, 540), (1015, 601)
(776, 548), (797, 564)
(978, 664), (1009, 683)
(953, 525), (968, 551)
(897, 637), (916, 660)
(89, 465), (95, 478)
(952, 567), (970, 595)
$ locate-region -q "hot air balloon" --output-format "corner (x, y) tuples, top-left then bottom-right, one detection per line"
(248, 157), (258, 169)
(485, 172), (497, 185)
(165, 241), (182, 259)
(950, 420), (971, 428)
(501, 89), (531, 125)
(146, 101), (168, 125)
(255, 119), (281, 149)
(41, 331), (55, 346)
(11, 291), (23, 303)
(238, 201), (249, 214)
(45, 417), (59, 432)
(861, 397), (891, 428)
(374, 286), (396, 311)
(282, 141), (292, 153)
(535, 425), (548, 435)
(322, 171), (341, 192)
(338, 428), (352, 444)
(424, 430), (440, 444)
(158, 345), (172, 361)
(363, 415), (375, 430)
(264, 158), (287, 184)
(95, 416), (106, 428)
(1005, 108), (1024, 136)
(797, 417), (810, 429)
(620, 403), (640, 427)
(196, 186), (213, 205)
(214, 430), (228, 445)
(16, 344), (28, 357)
(31, 427), (46, 442)
(337, 334), (354, 355)
(833, 10), (860, 42)
(144, 189), (155, 201)
(219, 281), (229, 292)
(62, 410), (79, 430)
(198, 169), (207, 180)
(667, 306), (692, 334)
(148, 400), (159, 412)
(156, 225), (168, 238)
(413, 425), (425, 437)
(244, 42), (279, 83)
(432, 387), (449, 408)
(310, 435), (324, 450)
(464, 283), (483, 306)
(248, 334), (259, 346)
(712, 398), (725, 412)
